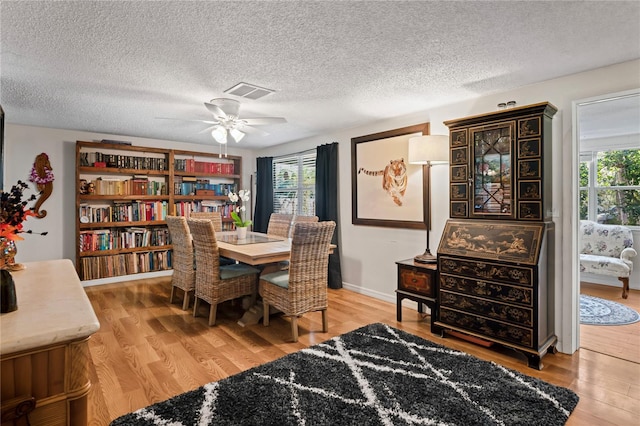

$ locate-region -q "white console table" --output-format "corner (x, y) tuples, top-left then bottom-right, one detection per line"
(1, 259), (100, 425)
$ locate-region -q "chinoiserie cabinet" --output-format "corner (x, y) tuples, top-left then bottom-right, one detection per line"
(436, 102), (558, 369)
(444, 102), (557, 221)
(435, 220), (556, 369)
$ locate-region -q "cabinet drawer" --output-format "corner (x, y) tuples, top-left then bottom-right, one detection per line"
(439, 307), (533, 348)
(439, 256), (533, 287)
(398, 266), (435, 297)
(439, 273), (533, 307)
(440, 290), (533, 327)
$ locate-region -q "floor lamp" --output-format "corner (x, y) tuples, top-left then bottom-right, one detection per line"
(408, 135), (449, 263)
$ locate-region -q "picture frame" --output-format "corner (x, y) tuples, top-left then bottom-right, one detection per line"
(351, 123), (430, 229)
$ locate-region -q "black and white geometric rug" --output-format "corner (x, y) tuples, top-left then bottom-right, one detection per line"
(580, 294), (640, 325)
(110, 323), (579, 426)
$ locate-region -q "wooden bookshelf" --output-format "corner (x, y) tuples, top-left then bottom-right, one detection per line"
(75, 141), (242, 281)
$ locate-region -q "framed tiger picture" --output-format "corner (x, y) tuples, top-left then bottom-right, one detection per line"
(351, 123), (429, 229)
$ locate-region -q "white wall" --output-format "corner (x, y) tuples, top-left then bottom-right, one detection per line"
(4, 59), (639, 354)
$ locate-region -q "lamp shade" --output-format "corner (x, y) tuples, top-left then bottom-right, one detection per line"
(211, 126), (228, 144)
(408, 135), (449, 165)
(229, 128), (245, 143)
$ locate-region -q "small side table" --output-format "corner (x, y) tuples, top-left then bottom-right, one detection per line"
(395, 258), (439, 334)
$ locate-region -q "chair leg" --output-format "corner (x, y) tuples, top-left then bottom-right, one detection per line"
(619, 276), (630, 299)
(321, 309), (328, 333)
(170, 286), (176, 304)
(291, 316), (299, 342)
(182, 291), (191, 310)
(263, 300), (270, 326)
(208, 303), (218, 326)
(193, 297), (199, 317)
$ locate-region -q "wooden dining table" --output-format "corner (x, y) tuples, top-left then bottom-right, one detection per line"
(216, 230), (334, 265)
(216, 231), (291, 265)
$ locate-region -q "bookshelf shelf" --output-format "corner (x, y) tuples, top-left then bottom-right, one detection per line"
(78, 166), (170, 176)
(78, 245), (173, 257)
(75, 141), (242, 281)
(79, 220), (167, 229)
(172, 195), (229, 201)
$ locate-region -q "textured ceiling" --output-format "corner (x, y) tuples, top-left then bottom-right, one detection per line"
(1, 1), (639, 149)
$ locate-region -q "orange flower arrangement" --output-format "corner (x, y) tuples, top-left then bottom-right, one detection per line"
(0, 180), (46, 241)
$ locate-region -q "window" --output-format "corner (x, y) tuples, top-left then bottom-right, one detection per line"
(273, 150), (316, 215)
(579, 149), (640, 226)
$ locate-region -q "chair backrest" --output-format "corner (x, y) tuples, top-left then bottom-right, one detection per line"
(190, 211), (223, 232)
(267, 213), (293, 238)
(288, 221), (336, 288)
(187, 218), (222, 283)
(292, 215), (319, 224)
(165, 216), (194, 273)
(579, 219), (634, 257)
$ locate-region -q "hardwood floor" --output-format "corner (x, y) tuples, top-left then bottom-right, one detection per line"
(580, 282), (640, 362)
(85, 277), (640, 425)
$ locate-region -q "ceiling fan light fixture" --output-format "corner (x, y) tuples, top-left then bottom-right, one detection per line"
(211, 126), (227, 144)
(229, 128), (245, 143)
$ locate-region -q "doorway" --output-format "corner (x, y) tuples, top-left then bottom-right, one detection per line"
(574, 89), (640, 361)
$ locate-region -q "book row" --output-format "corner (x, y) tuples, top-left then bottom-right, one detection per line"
(79, 201), (169, 223)
(173, 178), (237, 196)
(173, 201), (237, 220)
(83, 177), (168, 196)
(80, 151), (168, 170)
(174, 158), (235, 174)
(79, 227), (170, 252)
(79, 250), (172, 280)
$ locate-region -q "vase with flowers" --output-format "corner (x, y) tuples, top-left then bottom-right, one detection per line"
(1, 180), (48, 313)
(228, 189), (252, 239)
(1, 180), (48, 268)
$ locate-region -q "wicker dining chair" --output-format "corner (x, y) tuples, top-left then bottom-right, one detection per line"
(292, 214), (319, 223)
(189, 211), (236, 265)
(190, 211), (223, 232)
(187, 218), (260, 326)
(260, 220), (336, 342)
(266, 213), (293, 238)
(165, 216), (195, 310)
(291, 215), (319, 235)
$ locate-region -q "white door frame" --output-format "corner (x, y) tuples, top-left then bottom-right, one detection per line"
(568, 88), (640, 354)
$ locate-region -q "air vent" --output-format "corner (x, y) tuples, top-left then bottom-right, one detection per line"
(224, 82), (275, 100)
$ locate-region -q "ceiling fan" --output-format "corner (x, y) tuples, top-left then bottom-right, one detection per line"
(161, 98), (286, 145)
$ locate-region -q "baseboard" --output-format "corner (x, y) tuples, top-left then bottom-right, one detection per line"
(340, 282), (426, 310)
(81, 269), (173, 287)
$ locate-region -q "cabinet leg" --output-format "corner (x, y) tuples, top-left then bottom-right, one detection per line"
(430, 322), (442, 335)
(525, 353), (543, 370)
(418, 302), (424, 314)
(396, 295), (403, 322)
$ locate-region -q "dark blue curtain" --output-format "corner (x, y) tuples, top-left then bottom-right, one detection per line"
(316, 142), (343, 289)
(253, 157), (273, 233)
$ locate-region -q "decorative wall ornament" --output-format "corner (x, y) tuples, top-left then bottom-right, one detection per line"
(29, 153), (54, 218)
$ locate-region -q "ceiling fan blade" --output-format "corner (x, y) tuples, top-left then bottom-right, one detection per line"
(242, 117), (287, 126)
(198, 125), (218, 134)
(157, 117), (219, 125)
(241, 125), (270, 137)
(204, 102), (228, 119)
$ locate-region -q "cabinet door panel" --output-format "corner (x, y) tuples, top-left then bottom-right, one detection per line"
(470, 122), (515, 218)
